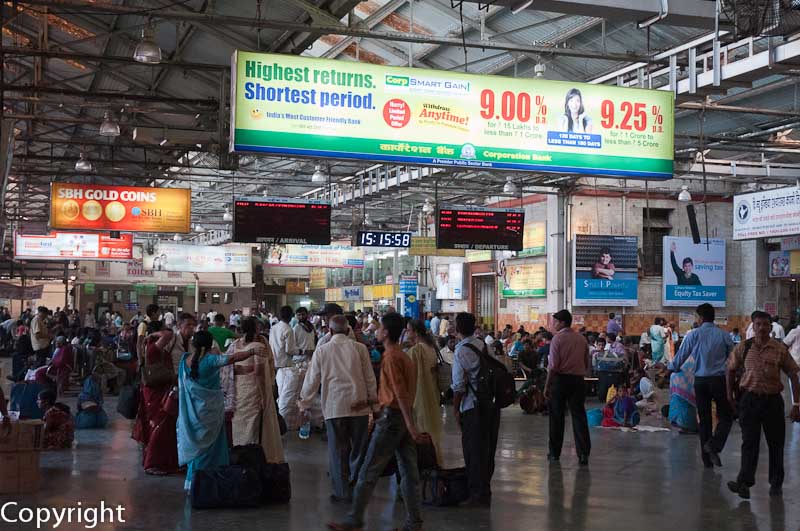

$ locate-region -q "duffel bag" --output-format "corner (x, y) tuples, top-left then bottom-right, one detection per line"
(421, 467), (469, 507)
(190, 465), (263, 509)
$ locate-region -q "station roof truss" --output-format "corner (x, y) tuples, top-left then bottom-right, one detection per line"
(1, 0), (800, 254)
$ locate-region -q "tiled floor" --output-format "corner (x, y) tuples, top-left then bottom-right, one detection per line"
(2, 397), (799, 531)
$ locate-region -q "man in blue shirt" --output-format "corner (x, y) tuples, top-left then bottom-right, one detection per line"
(451, 312), (498, 507)
(606, 312), (622, 335)
(670, 303), (734, 469)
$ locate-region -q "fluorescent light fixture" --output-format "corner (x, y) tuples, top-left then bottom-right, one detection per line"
(133, 25), (162, 64)
(75, 153), (93, 172)
(99, 110), (120, 137)
(678, 185), (692, 202)
(311, 165), (327, 183)
(510, 0), (534, 14)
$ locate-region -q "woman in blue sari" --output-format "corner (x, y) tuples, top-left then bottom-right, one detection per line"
(668, 353), (698, 433)
(177, 330), (256, 491)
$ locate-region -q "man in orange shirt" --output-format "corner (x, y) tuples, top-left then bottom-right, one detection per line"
(328, 312), (428, 531)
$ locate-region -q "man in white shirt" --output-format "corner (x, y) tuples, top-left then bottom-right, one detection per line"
(298, 315), (377, 503)
(429, 313), (441, 338)
(163, 310), (176, 329)
(30, 306), (51, 366)
(271, 305), (299, 420)
(771, 316), (786, 340)
(293, 307), (316, 358)
(484, 331), (495, 346)
(84, 308), (97, 330)
(315, 304), (356, 350)
(439, 316), (450, 338)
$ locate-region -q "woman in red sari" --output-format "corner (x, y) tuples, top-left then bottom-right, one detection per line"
(132, 328), (178, 475)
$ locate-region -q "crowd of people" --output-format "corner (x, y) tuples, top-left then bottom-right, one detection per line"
(1, 300), (799, 528)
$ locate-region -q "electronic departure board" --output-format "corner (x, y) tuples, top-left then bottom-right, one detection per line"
(437, 204), (525, 251)
(355, 231), (412, 248)
(233, 197), (331, 245)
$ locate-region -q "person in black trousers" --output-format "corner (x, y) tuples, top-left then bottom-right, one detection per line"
(668, 303), (734, 468)
(544, 309), (591, 465)
(726, 311), (800, 500)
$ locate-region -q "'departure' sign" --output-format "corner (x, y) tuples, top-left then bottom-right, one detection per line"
(50, 183), (191, 233)
(230, 51), (674, 179)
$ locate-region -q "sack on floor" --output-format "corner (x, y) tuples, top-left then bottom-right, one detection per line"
(262, 462), (291, 504)
(190, 465), (263, 509)
(587, 408), (603, 428)
(421, 467), (470, 507)
(116, 384), (139, 420)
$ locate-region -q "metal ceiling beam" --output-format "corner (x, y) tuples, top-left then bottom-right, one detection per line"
(23, 0), (655, 62)
(0, 84), (217, 105)
(458, 0), (717, 29)
(1, 46), (227, 71)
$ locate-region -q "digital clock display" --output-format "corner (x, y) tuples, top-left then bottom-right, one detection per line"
(233, 197), (331, 245)
(356, 231), (412, 248)
(437, 204), (524, 251)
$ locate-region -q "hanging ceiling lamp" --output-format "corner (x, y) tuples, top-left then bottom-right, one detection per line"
(311, 165), (327, 183)
(422, 198), (434, 214)
(173, 233), (182, 242)
(677, 185), (692, 202)
(75, 153), (93, 172)
(133, 23), (162, 64)
(99, 110), (120, 137)
(223, 207), (233, 222)
(503, 176), (518, 194)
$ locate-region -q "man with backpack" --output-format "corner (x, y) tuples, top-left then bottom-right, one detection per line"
(544, 309), (591, 465)
(451, 312), (502, 507)
(669, 303), (734, 469)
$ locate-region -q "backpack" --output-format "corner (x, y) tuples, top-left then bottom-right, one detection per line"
(463, 342), (516, 409)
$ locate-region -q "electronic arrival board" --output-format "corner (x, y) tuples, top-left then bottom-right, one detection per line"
(233, 197), (331, 244)
(437, 205), (524, 251)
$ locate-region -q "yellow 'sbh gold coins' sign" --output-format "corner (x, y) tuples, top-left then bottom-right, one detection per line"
(50, 183), (191, 233)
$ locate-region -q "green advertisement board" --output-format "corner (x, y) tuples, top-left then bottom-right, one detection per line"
(500, 262), (547, 298)
(231, 51), (674, 179)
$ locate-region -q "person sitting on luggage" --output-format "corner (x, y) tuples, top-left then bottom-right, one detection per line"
(38, 389), (75, 450)
(75, 374), (109, 430)
(516, 339), (541, 397)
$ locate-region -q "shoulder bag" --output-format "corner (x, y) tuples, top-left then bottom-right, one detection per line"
(141, 336), (176, 388)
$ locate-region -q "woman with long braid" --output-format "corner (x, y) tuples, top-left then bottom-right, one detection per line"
(177, 330), (257, 492)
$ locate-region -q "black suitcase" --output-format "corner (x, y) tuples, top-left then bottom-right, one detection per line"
(190, 465), (263, 509)
(421, 467), (470, 507)
(262, 462), (291, 504)
(116, 384), (138, 420)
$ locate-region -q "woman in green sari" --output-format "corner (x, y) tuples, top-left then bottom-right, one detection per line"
(649, 317), (667, 363)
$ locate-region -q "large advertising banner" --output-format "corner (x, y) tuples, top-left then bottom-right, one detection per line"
(769, 250), (800, 278)
(733, 185), (800, 240)
(500, 262), (546, 298)
(662, 237), (726, 307)
(14, 231), (133, 261)
(518, 221), (546, 257)
(231, 51), (674, 179)
(50, 183), (191, 233)
(143, 243), (252, 273)
(573, 234), (638, 306)
(435, 263), (464, 300)
(265, 244), (364, 268)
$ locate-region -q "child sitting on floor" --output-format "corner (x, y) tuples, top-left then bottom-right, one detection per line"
(37, 389), (75, 449)
(601, 385), (641, 428)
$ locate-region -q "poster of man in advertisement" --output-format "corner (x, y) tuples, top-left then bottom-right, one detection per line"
(435, 264), (450, 300)
(573, 234), (638, 306)
(662, 237), (726, 307)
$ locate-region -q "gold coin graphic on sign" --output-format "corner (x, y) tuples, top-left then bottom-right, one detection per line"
(407, 295), (417, 303)
(82, 200), (103, 221)
(105, 201), (126, 222)
(61, 200), (80, 220)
